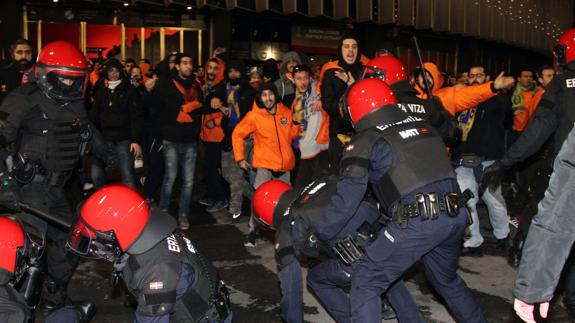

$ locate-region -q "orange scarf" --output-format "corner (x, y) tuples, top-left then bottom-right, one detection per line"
(173, 80), (202, 123)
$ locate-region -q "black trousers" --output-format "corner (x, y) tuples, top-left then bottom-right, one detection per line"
(143, 135), (165, 200)
(18, 182), (78, 291)
(294, 150), (329, 188)
(203, 141), (225, 202)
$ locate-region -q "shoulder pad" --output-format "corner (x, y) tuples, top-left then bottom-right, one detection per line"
(132, 255), (181, 316)
(340, 130), (381, 179)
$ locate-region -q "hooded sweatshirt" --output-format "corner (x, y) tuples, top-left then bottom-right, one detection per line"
(274, 51), (302, 106)
(232, 83), (300, 172)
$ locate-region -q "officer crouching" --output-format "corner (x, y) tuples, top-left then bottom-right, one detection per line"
(312, 78), (487, 322)
(66, 185), (231, 323)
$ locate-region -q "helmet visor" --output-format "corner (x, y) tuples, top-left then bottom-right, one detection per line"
(361, 65), (386, 81)
(67, 220), (118, 261)
(36, 64), (88, 101)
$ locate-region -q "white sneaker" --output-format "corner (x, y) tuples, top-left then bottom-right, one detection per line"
(178, 215), (190, 230)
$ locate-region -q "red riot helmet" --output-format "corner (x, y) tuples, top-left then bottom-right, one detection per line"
(36, 41), (90, 102)
(555, 28), (575, 67)
(362, 56), (407, 85)
(342, 78), (399, 126)
(252, 180), (292, 228)
(0, 217), (25, 275)
(68, 185), (176, 260)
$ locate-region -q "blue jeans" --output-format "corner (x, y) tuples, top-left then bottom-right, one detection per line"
(91, 140), (136, 189)
(455, 161), (510, 247)
(159, 140), (197, 215)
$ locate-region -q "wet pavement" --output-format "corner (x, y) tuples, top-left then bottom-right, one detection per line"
(63, 203), (571, 323)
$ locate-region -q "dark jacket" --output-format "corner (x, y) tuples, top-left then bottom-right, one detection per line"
(152, 72), (212, 144)
(320, 69), (353, 137)
(453, 92), (513, 161)
(0, 63), (31, 105)
(502, 65), (575, 166)
(90, 80), (144, 143)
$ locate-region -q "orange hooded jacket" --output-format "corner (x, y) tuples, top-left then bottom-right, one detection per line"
(416, 63), (498, 116)
(200, 57), (226, 142)
(232, 102), (300, 172)
(200, 112), (225, 142)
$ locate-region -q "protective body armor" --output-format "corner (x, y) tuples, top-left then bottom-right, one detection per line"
(17, 86), (87, 173)
(341, 107), (455, 212)
(123, 232), (228, 323)
(0, 285), (31, 323)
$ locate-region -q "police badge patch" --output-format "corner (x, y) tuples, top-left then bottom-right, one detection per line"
(149, 281), (164, 290)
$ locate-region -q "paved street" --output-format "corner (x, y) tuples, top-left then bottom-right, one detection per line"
(63, 204), (571, 323)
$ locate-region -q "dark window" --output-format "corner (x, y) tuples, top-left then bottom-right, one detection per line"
(349, 0), (357, 18)
(237, 0), (256, 10)
(206, 0), (225, 8)
(323, 0), (333, 16)
(297, 0), (309, 14)
(269, 0), (283, 11)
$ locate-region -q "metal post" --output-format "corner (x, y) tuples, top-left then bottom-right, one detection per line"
(37, 20), (42, 51)
(160, 27), (165, 61)
(198, 29), (203, 64)
(140, 27), (145, 59)
(121, 24), (126, 61)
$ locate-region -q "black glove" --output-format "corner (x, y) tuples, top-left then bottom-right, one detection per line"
(481, 160), (506, 193)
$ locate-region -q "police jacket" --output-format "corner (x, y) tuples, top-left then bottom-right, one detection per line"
(89, 79), (144, 144)
(0, 285), (30, 323)
(274, 177), (381, 270)
(312, 107), (456, 242)
(0, 83), (108, 175)
(391, 80), (459, 145)
(513, 126), (575, 303)
(121, 210), (229, 323)
(501, 64), (575, 166)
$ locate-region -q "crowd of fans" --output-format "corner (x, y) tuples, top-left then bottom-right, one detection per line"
(0, 35), (556, 258)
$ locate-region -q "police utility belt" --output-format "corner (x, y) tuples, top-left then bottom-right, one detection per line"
(333, 190), (473, 266)
(390, 191), (462, 228)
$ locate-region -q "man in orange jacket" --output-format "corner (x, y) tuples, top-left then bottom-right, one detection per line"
(232, 82), (300, 246)
(415, 62), (515, 116)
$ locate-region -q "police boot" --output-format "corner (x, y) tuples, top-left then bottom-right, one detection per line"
(507, 231), (525, 268)
(74, 300), (97, 323)
(42, 279), (68, 314)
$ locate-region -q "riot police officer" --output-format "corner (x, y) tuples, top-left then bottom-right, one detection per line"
(312, 78), (486, 322)
(362, 56), (459, 145)
(0, 216), (93, 323)
(0, 41), (110, 312)
(67, 185), (232, 323)
(252, 177), (424, 322)
(483, 28), (575, 321)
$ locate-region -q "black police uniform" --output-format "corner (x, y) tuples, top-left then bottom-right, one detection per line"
(117, 210), (231, 323)
(313, 106), (486, 322)
(391, 79), (460, 145)
(490, 64), (575, 318)
(273, 177), (424, 323)
(0, 82), (108, 306)
(0, 284), (82, 323)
